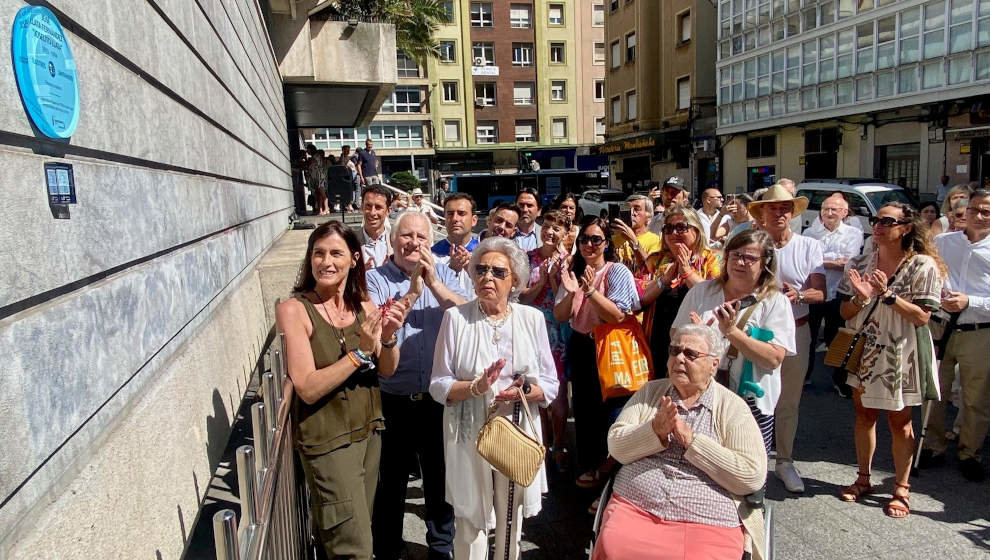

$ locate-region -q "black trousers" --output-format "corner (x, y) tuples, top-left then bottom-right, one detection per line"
(372, 392), (454, 559)
(569, 332), (629, 474)
(807, 299), (843, 379)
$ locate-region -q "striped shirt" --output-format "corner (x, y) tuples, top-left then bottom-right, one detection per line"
(613, 383), (741, 527)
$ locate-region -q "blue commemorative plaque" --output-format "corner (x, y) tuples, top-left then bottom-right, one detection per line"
(11, 6), (80, 138)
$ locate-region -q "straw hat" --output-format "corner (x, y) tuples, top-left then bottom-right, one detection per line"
(748, 184), (809, 222)
(410, 187), (424, 196)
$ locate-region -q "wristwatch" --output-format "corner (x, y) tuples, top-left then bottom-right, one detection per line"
(882, 290), (897, 306)
(797, 290), (806, 304)
(630, 241), (641, 251)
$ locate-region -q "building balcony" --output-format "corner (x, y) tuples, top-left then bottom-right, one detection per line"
(265, 0), (397, 128)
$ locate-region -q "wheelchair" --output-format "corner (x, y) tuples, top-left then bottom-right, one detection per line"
(588, 473), (775, 560)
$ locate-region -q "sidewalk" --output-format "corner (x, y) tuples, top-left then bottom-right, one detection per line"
(398, 354), (990, 559)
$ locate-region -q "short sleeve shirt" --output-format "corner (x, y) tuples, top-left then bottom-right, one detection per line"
(775, 234), (825, 319)
(357, 149), (379, 177)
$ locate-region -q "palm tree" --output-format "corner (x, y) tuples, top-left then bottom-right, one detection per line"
(331, 0), (448, 63)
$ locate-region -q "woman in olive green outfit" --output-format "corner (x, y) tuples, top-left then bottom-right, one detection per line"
(276, 221), (406, 558)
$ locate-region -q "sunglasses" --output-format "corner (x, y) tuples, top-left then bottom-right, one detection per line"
(727, 250), (763, 266)
(869, 216), (911, 227)
(577, 234), (606, 246)
(474, 264), (511, 280)
(668, 344), (715, 362)
(965, 206), (990, 219)
(662, 223), (693, 235)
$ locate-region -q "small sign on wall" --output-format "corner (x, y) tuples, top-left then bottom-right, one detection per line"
(45, 162), (76, 204)
(961, 144), (971, 154)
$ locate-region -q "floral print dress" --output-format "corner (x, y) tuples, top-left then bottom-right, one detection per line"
(837, 253), (943, 411)
(527, 249), (571, 383)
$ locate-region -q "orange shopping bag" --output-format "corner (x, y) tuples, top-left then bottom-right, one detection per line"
(594, 316), (654, 401)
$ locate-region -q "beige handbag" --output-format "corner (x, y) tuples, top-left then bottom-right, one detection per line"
(476, 387), (546, 487)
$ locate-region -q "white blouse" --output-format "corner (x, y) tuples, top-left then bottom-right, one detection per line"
(430, 302), (559, 531)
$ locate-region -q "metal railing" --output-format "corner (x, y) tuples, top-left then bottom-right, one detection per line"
(380, 181), (448, 239)
(213, 334), (310, 560)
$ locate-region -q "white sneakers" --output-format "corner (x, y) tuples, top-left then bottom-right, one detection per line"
(775, 461), (805, 493)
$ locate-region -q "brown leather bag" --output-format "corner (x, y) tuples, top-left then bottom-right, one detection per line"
(476, 387), (545, 487)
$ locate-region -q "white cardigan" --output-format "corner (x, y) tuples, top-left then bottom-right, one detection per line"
(429, 302), (560, 531)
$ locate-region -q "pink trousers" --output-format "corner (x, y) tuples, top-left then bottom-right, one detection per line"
(591, 495), (745, 560)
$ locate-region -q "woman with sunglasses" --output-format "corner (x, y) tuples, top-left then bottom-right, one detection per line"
(670, 228), (797, 456)
(593, 324), (768, 560)
(553, 216), (640, 498)
(520, 210), (573, 471)
(640, 206), (723, 377)
(836, 203), (944, 519)
(430, 237), (559, 559)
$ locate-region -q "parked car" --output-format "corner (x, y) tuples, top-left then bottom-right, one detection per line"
(578, 189), (630, 219)
(795, 179), (915, 250)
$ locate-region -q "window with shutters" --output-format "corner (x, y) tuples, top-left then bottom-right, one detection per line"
(510, 4), (531, 27)
(513, 82), (535, 105)
(515, 120), (537, 142)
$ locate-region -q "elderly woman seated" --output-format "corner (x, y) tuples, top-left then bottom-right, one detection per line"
(591, 324), (768, 560)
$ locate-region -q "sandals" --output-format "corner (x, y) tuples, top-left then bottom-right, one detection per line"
(885, 483), (911, 519)
(575, 470), (603, 489)
(839, 472), (874, 503)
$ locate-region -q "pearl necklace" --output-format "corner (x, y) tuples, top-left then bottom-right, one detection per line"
(478, 301), (511, 344)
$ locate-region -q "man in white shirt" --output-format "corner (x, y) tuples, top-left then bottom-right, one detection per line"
(697, 188), (729, 243)
(359, 184), (393, 269)
(803, 193), (864, 394)
(922, 190), (990, 482)
(748, 185), (826, 493)
(432, 192), (479, 296)
(409, 187), (439, 225)
(513, 188), (543, 251)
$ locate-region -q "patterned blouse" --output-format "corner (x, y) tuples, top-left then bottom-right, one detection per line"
(837, 252), (943, 411)
(612, 383), (740, 527)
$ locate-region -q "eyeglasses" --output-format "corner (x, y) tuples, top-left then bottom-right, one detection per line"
(474, 264), (510, 280)
(965, 206), (990, 219)
(577, 234), (606, 246)
(662, 223), (693, 235)
(869, 216), (911, 228)
(668, 344), (715, 362)
(727, 250), (762, 266)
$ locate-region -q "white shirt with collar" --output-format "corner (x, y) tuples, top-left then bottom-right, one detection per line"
(935, 230), (990, 325)
(803, 218), (864, 300)
(360, 225), (391, 269)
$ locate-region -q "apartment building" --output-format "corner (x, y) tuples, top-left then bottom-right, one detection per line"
(716, 0), (990, 197)
(430, 0), (606, 175)
(301, 50), (436, 188)
(600, 0), (718, 193)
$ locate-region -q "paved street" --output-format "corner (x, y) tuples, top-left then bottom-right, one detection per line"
(398, 352), (990, 559)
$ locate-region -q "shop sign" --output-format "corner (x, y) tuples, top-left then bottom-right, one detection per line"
(471, 66), (499, 76)
(590, 133), (663, 156)
(12, 6), (80, 138)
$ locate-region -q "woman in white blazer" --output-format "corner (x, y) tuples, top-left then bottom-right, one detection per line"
(430, 237), (560, 560)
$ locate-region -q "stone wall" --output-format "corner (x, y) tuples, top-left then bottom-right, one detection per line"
(0, 0), (292, 557)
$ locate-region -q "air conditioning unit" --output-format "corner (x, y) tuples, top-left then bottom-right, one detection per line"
(694, 139), (711, 152)
(474, 57), (485, 66)
(475, 97), (486, 107)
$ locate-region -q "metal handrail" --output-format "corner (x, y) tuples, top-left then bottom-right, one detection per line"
(379, 181), (448, 239)
(214, 333), (309, 560)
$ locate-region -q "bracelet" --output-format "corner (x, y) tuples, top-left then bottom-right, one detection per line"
(584, 287), (597, 298)
(351, 349), (373, 366)
(469, 376), (483, 397)
(345, 352), (362, 368)
(853, 296), (871, 308)
(381, 334), (398, 348)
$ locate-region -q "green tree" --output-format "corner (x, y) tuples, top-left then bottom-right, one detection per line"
(388, 171), (420, 191)
(332, 0), (447, 63)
